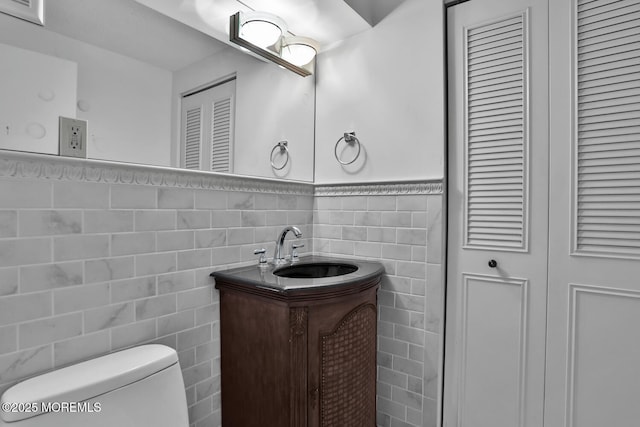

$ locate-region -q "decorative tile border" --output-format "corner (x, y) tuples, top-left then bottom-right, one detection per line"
(314, 180), (443, 196)
(0, 151), (444, 196)
(0, 151), (315, 195)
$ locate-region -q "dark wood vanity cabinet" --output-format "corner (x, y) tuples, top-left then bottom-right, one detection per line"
(214, 264), (381, 427)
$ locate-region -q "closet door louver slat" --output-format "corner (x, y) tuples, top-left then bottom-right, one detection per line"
(184, 107), (202, 170)
(574, 0), (640, 258)
(210, 98), (232, 173)
(464, 12), (528, 251)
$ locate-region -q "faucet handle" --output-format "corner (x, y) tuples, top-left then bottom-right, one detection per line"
(291, 243), (305, 260)
(253, 248), (268, 265)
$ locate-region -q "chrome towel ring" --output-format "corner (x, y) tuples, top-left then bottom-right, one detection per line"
(334, 132), (361, 165)
(270, 140), (290, 170)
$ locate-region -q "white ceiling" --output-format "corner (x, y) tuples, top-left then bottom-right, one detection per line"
(44, 0), (228, 71)
(133, 0), (373, 49)
(41, 0), (405, 71)
(343, 0), (406, 27)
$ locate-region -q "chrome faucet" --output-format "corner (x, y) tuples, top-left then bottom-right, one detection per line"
(273, 226), (302, 264)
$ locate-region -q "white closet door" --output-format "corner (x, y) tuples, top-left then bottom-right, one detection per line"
(180, 79), (235, 172)
(210, 97), (233, 172)
(445, 0), (549, 426)
(182, 106), (202, 170)
(545, 1), (640, 426)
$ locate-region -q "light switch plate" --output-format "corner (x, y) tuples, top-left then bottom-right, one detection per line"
(59, 117), (87, 158)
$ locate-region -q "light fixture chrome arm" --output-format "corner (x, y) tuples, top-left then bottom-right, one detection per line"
(273, 226), (302, 264)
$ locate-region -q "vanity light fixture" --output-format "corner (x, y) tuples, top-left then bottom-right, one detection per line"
(229, 12), (319, 77)
(238, 11), (286, 49)
(280, 36), (319, 67)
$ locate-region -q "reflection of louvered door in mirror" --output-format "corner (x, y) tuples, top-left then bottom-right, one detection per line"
(210, 97), (232, 172)
(180, 78), (235, 173)
(445, 0), (549, 426)
(182, 106), (202, 170)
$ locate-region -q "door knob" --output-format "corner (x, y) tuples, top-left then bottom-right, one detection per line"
(488, 259), (498, 268)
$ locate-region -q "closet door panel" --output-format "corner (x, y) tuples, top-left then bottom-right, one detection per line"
(546, 1), (640, 426)
(457, 275), (529, 427)
(445, 1), (549, 426)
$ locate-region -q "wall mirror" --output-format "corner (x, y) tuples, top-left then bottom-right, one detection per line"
(0, 0), (316, 182)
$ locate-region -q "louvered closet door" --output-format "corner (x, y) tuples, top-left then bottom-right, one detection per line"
(181, 79), (235, 172)
(445, 0), (549, 426)
(545, 1), (640, 426)
(211, 97), (232, 172)
(182, 106), (202, 170)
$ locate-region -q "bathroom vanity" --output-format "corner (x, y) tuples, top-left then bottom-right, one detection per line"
(212, 256), (383, 426)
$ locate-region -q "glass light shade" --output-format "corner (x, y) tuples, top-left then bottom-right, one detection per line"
(240, 12), (286, 49)
(229, 12), (316, 77)
(280, 36), (319, 66)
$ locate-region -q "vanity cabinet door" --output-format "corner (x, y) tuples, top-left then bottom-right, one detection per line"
(219, 289), (292, 427)
(306, 286), (378, 427)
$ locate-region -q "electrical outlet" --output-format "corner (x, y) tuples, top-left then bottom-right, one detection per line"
(59, 117), (88, 158)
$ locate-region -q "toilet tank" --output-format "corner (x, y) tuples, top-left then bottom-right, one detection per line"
(0, 344), (189, 427)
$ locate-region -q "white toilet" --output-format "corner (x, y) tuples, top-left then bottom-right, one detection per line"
(0, 344), (189, 426)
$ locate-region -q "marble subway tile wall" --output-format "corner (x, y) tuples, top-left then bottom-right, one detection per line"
(0, 153), (313, 427)
(313, 184), (444, 427)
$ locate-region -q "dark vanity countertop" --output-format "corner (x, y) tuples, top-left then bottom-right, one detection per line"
(211, 255), (384, 298)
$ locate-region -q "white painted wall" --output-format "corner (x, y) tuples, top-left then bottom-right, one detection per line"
(0, 43), (77, 156)
(172, 46), (316, 182)
(314, 0), (445, 183)
(0, 13), (172, 166)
